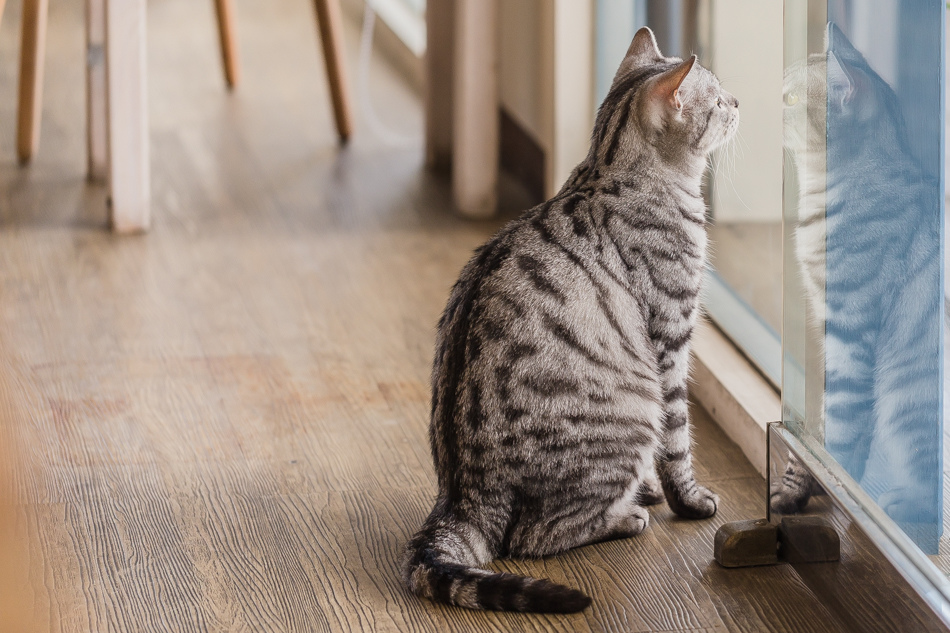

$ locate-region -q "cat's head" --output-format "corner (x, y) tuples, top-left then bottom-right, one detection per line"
(592, 27), (738, 173)
(783, 23), (904, 158)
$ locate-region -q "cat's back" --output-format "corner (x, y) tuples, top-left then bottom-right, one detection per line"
(438, 195), (648, 351)
(432, 195), (661, 433)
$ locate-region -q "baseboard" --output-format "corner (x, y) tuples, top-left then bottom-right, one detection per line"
(690, 317), (780, 478)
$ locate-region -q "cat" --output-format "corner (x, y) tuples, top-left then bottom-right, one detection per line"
(774, 24), (941, 548)
(399, 27), (739, 613)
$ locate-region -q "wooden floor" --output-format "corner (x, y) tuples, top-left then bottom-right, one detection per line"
(0, 1), (850, 631)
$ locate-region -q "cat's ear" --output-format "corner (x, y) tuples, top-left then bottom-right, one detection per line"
(626, 27), (663, 66)
(827, 52), (855, 107)
(612, 27), (663, 83)
(640, 56), (696, 133)
(826, 23), (861, 60)
(650, 55), (696, 111)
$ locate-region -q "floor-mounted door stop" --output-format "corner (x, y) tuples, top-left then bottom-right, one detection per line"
(714, 515), (840, 567)
(714, 423), (841, 568)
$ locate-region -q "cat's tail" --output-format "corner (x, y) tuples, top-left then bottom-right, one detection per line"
(400, 509), (591, 613)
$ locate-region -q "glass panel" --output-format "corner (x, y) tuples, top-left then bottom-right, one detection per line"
(783, 0), (945, 567)
(705, 0), (784, 356)
(703, 270), (782, 383)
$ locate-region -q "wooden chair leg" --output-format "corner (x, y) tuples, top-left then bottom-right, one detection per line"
(312, 0), (353, 142)
(213, 0), (240, 89)
(17, 0), (49, 164)
(86, 0), (108, 181)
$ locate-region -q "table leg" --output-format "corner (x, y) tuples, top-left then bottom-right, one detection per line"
(424, 0), (454, 172)
(213, 0), (241, 89)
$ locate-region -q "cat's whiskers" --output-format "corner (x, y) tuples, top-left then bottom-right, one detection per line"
(712, 135), (755, 216)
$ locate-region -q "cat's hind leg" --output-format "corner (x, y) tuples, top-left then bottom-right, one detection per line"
(637, 472), (666, 506)
(511, 474), (652, 558)
(868, 284), (941, 525)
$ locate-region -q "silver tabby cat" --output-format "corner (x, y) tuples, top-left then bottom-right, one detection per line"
(402, 27), (739, 612)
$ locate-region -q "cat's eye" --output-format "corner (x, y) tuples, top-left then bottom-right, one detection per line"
(785, 92), (799, 106)
(716, 96), (722, 107)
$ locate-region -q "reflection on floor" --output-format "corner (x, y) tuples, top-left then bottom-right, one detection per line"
(707, 220), (783, 335)
(0, 1), (858, 630)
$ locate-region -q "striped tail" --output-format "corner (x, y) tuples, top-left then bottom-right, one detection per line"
(400, 519), (591, 613)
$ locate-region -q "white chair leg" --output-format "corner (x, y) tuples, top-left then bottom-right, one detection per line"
(104, 0), (150, 232)
(451, 0), (498, 218)
(86, 0), (108, 181)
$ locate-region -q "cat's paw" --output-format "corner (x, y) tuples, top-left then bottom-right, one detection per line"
(615, 505), (650, 537)
(668, 484), (718, 520)
(769, 483), (812, 514)
(637, 477), (665, 506)
(771, 459), (818, 514)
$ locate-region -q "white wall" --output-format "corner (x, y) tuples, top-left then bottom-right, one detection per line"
(709, 0), (784, 223)
(498, 0), (594, 197)
(498, 0), (544, 142)
(544, 0), (595, 193)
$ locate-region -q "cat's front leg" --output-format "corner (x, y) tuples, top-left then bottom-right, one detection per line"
(656, 343), (719, 519)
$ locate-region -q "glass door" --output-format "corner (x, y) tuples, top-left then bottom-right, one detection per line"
(783, 0), (948, 605)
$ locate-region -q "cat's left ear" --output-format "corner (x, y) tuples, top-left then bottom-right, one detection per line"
(625, 27), (663, 66)
(827, 52), (855, 107)
(612, 27), (663, 84)
(650, 55), (696, 111)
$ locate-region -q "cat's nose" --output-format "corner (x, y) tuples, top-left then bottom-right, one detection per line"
(732, 97), (739, 108)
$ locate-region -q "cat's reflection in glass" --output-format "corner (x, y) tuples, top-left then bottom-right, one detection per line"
(777, 23), (941, 553)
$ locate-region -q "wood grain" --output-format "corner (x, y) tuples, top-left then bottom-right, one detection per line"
(1, 1), (857, 631)
(785, 495), (948, 633)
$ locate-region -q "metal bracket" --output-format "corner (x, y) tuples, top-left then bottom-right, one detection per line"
(714, 516), (840, 568)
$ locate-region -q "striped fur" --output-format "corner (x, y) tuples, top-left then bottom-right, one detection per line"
(403, 27), (739, 612)
(775, 25), (941, 522)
